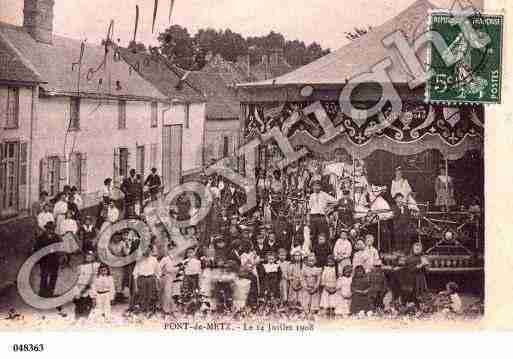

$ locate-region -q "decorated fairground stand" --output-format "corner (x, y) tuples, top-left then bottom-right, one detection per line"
(236, 1), (484, 276)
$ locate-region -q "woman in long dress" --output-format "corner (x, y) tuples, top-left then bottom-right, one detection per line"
(390, 167), (418, 211)
(435, 166), (456, 210)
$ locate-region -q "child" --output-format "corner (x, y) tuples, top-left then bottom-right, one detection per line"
(133, 246), (161, 317)
(260, 251), (282, 305)
(159, 248), (178, 316)
(336, 265), (353, 317)
(73, 251), (99, 323)
(181, 247), (202, 307)
(60, 210), (79, 254)
(288, 249), (303, 308)
(277, 248), (290, 305)
(254, 232), (267, 260)
(214, 259), (238, 312)
(352, 240), (372, 273)
(407, 242), (430, 303)
(109, 234), (129, 304)
(266, 232), (280, 255)
(350, 265), (371, 316)
(319, 255), (338, 317)
(240, 262), (259, 310)
(313, 232), (332, 267)
(301, 253), (322, 314)
(364, 234), (380, 269)
(333, 231), (352, 273)
(199, 255), (216, 313)
(368, 259), (387, 312)
(233, 269), (252, 313)
(91, 263), (115, 322)
(440, 281), (463, 314)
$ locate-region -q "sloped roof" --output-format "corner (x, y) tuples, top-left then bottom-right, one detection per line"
(239, 0), (433, 87)
(0, 22), (166, 101)
(119, 48), (205, 103)
(187, 71), (240, 119)
(0, 26), (42, 83)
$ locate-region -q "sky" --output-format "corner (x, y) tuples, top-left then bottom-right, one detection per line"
(1, 0), (476, 50)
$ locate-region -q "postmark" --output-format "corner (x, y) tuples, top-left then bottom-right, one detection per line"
(426, 10), (504, 104)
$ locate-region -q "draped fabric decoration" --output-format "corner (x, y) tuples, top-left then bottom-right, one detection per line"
(242, 101), (484, 155)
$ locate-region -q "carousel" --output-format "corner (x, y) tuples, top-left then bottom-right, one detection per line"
(236, 0), (484, 273)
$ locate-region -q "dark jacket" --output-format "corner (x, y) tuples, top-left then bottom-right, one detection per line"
(34, 231), (61, 267)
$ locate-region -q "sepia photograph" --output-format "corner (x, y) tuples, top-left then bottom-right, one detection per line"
(0, 0), (508, 341)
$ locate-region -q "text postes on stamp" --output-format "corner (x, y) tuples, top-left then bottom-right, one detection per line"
(426, 11), (504, 105)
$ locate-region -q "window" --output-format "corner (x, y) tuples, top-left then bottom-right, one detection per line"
(5, 87), (19, 129)
(0, 142), (19, 212)
(119, 147), (129, 178)
(39, 156), (61, 198)
(118, 100), (127, 129)
(151, 102), (158, 128)
(223, 136), (230, 158)
(70, 97), (80, 130)
(184, 103), (190, 129)
(69, 152), (87, 192)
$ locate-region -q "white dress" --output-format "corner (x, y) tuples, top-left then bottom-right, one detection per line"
(335, 276), (352, 315)
(53, 200), (68, 235)
(320, 266), (339, 309)
(391, 178), (419, 211)
(60, 218), (79, 253)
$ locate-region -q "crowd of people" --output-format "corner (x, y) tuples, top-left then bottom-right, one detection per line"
(29, 154), (476, 324)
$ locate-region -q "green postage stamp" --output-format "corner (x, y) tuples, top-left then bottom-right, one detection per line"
(426, 11), (504, 104)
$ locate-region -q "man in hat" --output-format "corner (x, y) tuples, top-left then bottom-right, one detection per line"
(34, 221), (61, 298)
(144, 167), (162, 201)
(336, 189), (354, 229)
(308, 180), (337, 244)
(121, 169), (143, 219)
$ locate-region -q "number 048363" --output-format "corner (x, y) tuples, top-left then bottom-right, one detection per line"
(12, 344), (45, 352)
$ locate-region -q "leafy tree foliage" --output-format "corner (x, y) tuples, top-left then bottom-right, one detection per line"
(156, 25), (331, 70)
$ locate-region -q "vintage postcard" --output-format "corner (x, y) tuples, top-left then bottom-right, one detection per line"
(0, 0), (512, 349)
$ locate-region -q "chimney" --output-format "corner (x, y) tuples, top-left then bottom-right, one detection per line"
(23, 0), (55, 44)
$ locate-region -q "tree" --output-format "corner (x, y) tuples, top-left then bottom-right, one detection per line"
(157, 25), (331, 70)
(194, 28), (222, 56)
(284, 40), (307, 67)
(218, 29), (248, 62)
(158, 25), (196, 69)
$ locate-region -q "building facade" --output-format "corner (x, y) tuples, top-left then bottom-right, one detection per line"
(0, 0), (207, 220)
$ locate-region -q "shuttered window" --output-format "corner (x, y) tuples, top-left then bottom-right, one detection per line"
(39, 156), (61, 197)
(5, 87), (19, 129)
(0, 142), (19, 213)
(119, 147), (129, 178)
(151, 102), (158, 128)
(118, 100), (127, 129)
(18, 142), (28, 210)
(223, 136), (229, 158)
